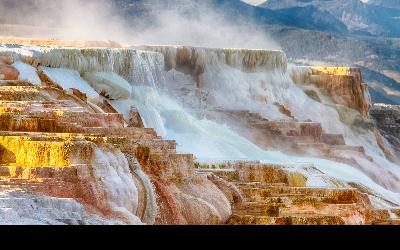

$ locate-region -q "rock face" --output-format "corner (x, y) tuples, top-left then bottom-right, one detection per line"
(128, 107), (145, 128)
(135, 45), (287, 88)
(291, 66), (371, 117)
(0, 55), (14, 65)
(0, 64), (19, 80)
(0, 56), (19, 81)
(370, 104), (400, 158)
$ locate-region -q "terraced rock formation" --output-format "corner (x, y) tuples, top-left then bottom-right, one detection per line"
(291, 66), (371, 118)
(0, 38), (399, 225)
(0, 82), (232, 224)
(198, 163), (400, 225)
(202, 109), (373, 166)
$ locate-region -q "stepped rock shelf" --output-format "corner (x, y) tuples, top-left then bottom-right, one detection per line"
(0, 37), (400, 225)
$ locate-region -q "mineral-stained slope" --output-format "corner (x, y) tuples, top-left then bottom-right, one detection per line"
(0, 38), (400, 225)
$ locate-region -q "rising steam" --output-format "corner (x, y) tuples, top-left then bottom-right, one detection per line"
(0, 0), (280, 49)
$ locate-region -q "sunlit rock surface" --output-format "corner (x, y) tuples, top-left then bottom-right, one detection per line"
(0, 38), (399, 225)
(291, 66), (371, 117)
(0, 56), (19, 81)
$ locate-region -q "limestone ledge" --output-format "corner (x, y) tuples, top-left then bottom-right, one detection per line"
(291, 66), (372, 117)
(197, 162), (380, 225)
(135, 45), (287, 88)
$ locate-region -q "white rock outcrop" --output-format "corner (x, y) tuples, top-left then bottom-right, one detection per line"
(83, 72), (132, 100)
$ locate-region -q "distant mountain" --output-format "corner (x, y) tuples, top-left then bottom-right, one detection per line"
(112, 0), (349, 34)
(321, 0), (400, 37)
(369, 0), (400, 9)
(261, 0), (400, 37)
(256, 5), (349, 33)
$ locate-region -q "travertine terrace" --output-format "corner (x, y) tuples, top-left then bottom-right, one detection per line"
(0, 38), (399, 225)
(291, 66), (371, 117)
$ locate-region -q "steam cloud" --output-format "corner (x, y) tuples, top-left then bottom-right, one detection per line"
(0, 0), (280, 49)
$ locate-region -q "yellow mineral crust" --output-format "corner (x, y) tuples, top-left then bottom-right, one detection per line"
(0, 135), (93, 167)
(53, 109), (65, 117)
(311, 67), (357, 76)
